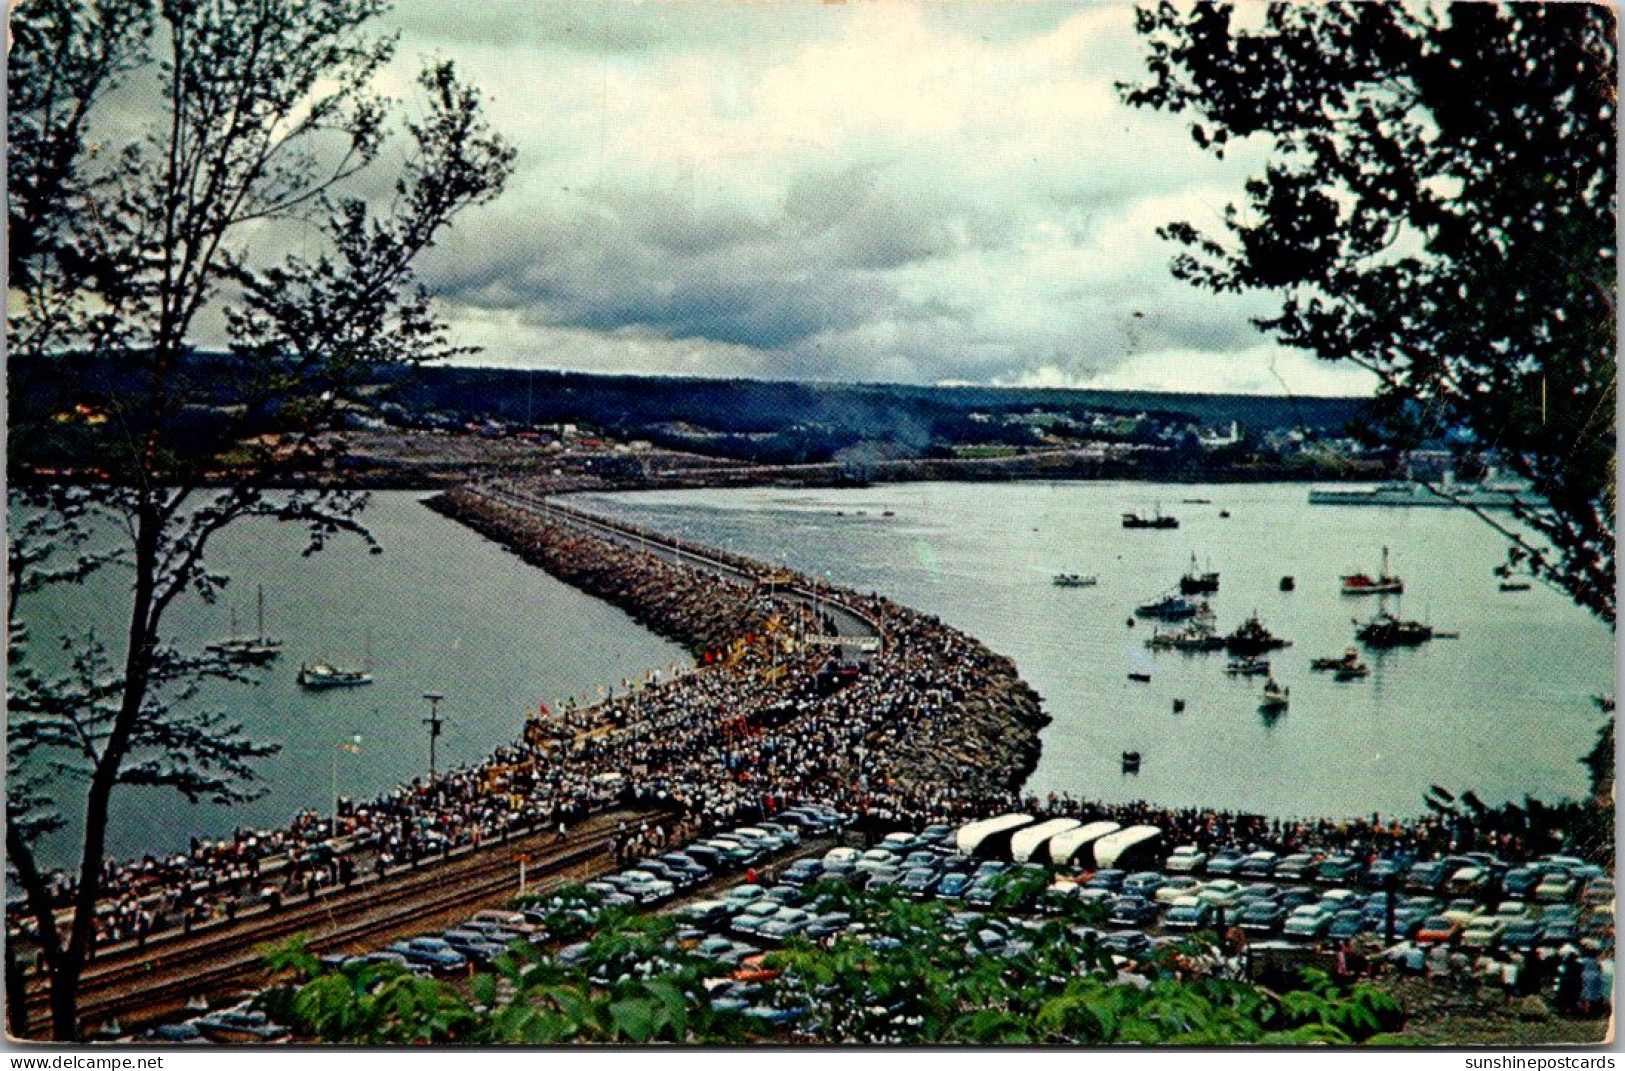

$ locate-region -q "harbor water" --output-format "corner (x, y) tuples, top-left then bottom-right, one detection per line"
(15, 482), (1615, 869)
(573, 481), (1616, 822)
(13, 492), (686, 869)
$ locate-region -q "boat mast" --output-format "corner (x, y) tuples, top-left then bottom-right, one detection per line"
(256, 584), (266, 644)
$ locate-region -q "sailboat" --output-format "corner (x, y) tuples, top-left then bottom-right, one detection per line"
(206, 585), (283, 664)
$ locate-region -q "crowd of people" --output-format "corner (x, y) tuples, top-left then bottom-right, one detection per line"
(8, 489), (1612, 990)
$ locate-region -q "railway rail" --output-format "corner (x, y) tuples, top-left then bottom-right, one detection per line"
(23, 813), (645, 1037)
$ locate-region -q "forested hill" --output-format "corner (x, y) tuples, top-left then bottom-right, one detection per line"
(384, 367), (1367, 438)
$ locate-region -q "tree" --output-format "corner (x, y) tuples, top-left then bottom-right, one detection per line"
(1121, 2), (1616, 622)
(6, 0), (514, 1039)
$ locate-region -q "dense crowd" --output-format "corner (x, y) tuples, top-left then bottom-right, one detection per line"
(8, 490), (1611, 964)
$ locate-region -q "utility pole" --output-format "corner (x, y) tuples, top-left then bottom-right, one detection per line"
(423, 692), (446, 781)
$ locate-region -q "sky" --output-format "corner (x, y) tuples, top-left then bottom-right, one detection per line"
(317, 2), (1379, 397)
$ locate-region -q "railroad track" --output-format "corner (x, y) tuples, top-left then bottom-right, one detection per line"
(23, 816), (640, 1037)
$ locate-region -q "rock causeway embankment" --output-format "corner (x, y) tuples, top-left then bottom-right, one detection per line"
(427, 486), (1049, 804)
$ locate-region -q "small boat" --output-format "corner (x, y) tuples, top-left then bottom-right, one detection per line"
(1172, 698), (1186, 713)
(1226, 656), (1271, 676)
(1123, 506), (1179, 530)
(1259, 677), (1290, 710)
(205, 586), (282, 665)
(1218, 510), (1231, 518)
(1127, 672), (1153, 683)
(1340, 546), (1404, 595)
(1135, 593), (1201, 620)
(1355, 610), (1433, 648)
(1311, 647), (1362, 672)
(1121, 750), (1141, 770)
(1498, 579), (1532, 592)
(1053, 573), (1099, 587)
(1179, 555), (1220, 595)
(1181, 498), (1212, 505)
(1145, 622), (1225, 653)
(1279, 576), (1296, 592)
(1333, 660), (1370, 681)
(1224, 614), (1292, 656)
(298, 662), (374, 689)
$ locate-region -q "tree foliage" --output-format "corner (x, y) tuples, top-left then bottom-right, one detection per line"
(264, 883), (1405, 1045)
(6, 0), (513, 1039)
(1122, 1), (1616, 621)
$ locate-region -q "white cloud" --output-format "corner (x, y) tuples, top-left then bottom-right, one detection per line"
(360, 2), (1377, 396)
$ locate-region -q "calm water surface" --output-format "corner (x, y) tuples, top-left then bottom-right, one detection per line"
(16, 493), (685, 867)
(573, 481), (1616, 821)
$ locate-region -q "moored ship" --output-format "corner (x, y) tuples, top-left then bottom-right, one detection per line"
(1340, 546), (1404, 596)
(1355, 610), (1434, 648)
(298, 662), (374, 689)
(1224, 614), (1291, 657)
(1309, 472), (1542, 510)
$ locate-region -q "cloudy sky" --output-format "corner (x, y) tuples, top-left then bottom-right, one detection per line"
(371, 2), (1378, 396)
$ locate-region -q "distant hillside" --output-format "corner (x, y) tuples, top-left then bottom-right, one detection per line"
(385, 367), (1367, 438)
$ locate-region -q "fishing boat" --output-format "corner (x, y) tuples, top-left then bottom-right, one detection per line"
(1053, 573), (1099, 587)
(1179, 555), (1220, 595)
(1333, 659), (1371, 681)
(1225, 656), (1271, 676)
(1223, 614), (1292, 656)
(1340, 547), (1404, 595)
(1260, 678), (1290, 710)
(1310, 648), (1363, 672)
(1354, 610), (1434, 648)
(1146, 619), (1225, 653)
(206, 585), (282, 664)
(298, 662), (374, 689)
(1122, 506), (1179, 530)
(1134, 593), (1201, 621)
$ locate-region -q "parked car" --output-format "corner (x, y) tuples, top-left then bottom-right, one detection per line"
(1500, 920), (1543, 952)
(1084, 868), (1127, 892)
(1197, 879), (1245, 908)
(855, 849), (899, 874)
(1317, 855), (1364, 885)
(680, 900), (735, 927)
(1274, 853), (1320, 881)
(1122, 871), (1166, 898)
(1459, 916), (1507, 950)
(1405, 860), (1450, 891)
(1236, 901), (1285, 934)
(1535, 870), (1581, 903)
(1282, 906), (1333, 941)
(1237, 851), (1280, 878)
(1108, 896), (1160, 927)
(1502, 866), (1548, 898)
(757, 907), (815, 943)
(1326, 910), (1368, 942)
(901, 867), (941, 898)
(1205, 850), (1246, 876)
(780, 859), (825, 887)
(194, 1006), (289, 1043)
(1163, 897), (1216, 931)
(387, 937), (468, 974)
(1164, 845), (1208, 873)
(441, 929), (511, 965)
(729, 901), (783, 937)
(1155, 877), (1203, 905)
(1414, 916), (1461, 945)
